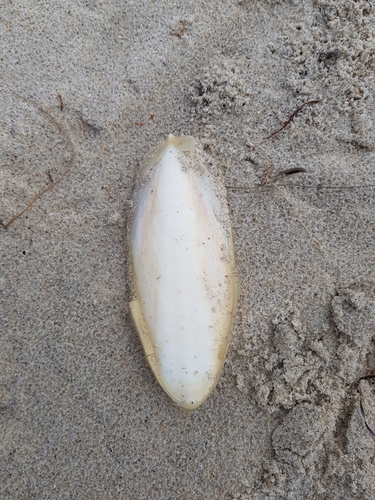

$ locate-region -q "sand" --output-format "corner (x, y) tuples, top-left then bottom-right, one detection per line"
(1, 0), (375, 498)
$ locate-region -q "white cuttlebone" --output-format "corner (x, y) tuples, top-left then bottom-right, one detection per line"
(129, 135), (237, 410)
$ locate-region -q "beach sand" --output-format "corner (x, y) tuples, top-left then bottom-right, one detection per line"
(1, 1), (375, 498)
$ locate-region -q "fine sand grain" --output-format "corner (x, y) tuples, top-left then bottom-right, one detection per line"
(1, 1), (375, 498)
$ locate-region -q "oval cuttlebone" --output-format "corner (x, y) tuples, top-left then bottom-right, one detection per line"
(129, 135), (238, 410)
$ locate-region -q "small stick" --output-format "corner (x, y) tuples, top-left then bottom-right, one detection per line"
(360, 399), (375, 438)
(272, 167), (306, 181)
(0, 90), (75, 229)
(57, 94), (64, 112)
(259, 167), (306, 186)
(264, 100), (321, 140)
(47, 170), (54, 183)
(358, 374), (375, 439)
(260, 164), (274, 186)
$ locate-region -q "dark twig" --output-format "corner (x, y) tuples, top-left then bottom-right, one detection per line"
(57, 94), (64, 112)
(47, 170), (54, 183)
(358, 374), (375, 439)
(264, 100), (321, 140)
(272, 167), (307, 181)
(0, 90), (75, 229)
(259, 166), (307, 186)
